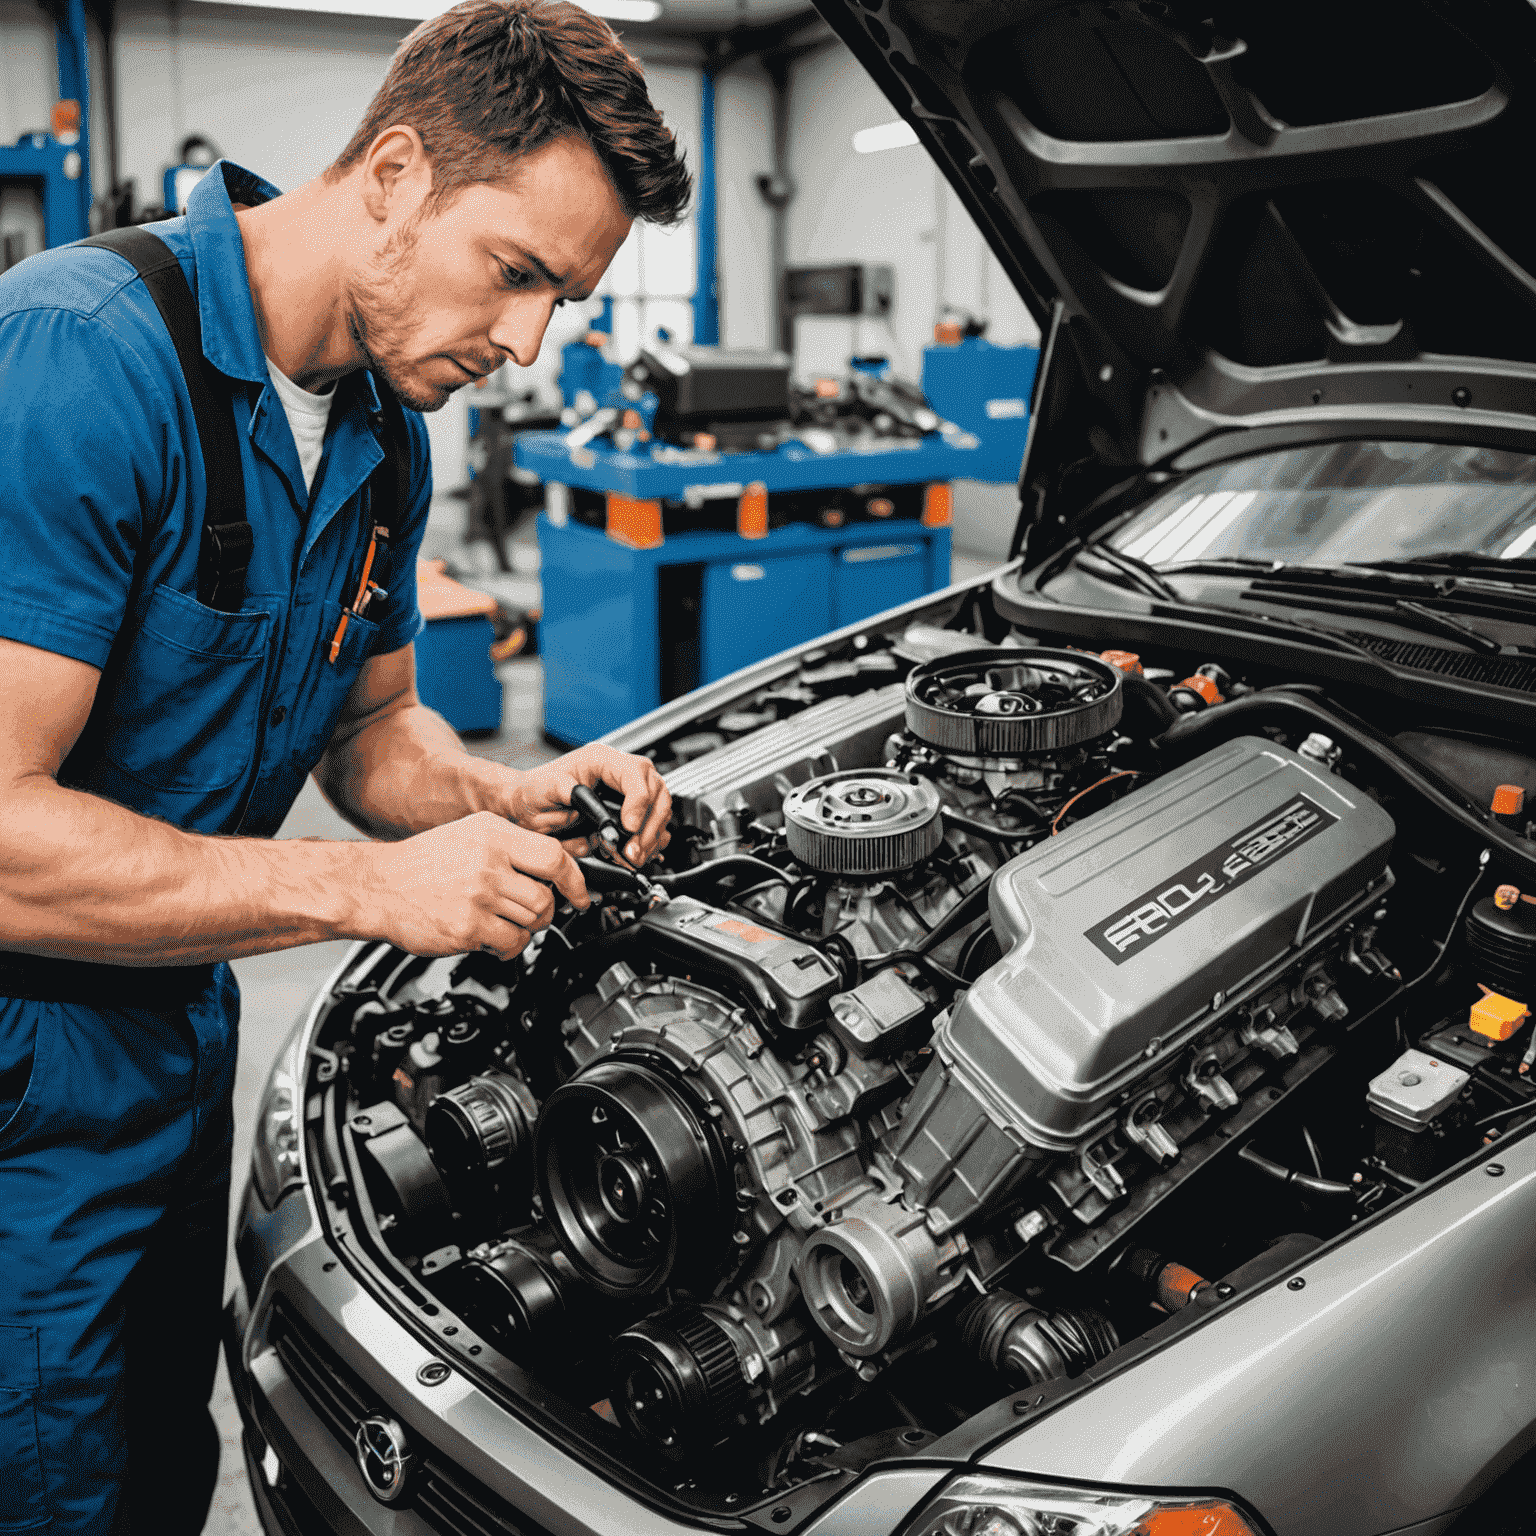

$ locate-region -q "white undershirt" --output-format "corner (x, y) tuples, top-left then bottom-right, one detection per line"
(265, 356), (336, 497)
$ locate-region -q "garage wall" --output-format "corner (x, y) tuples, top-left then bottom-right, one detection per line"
(3, 0), (727, 499)
(713, 56), (774, 350)
(785, 42), (1039, 380)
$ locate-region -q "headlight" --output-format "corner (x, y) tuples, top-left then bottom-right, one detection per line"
(907, 1475), (1262, 1536)
(251, 1041), (305, 1209)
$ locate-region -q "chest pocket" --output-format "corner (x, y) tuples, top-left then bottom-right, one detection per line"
(100, 583), (273, 792)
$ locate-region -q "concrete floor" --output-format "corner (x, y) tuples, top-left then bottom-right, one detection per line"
(203, 546), (994, 1534)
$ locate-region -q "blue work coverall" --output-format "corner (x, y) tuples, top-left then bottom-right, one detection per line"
(0, 160), (431, 1533)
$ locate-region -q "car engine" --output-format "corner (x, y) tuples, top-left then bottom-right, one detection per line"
(304, 618), (1536, 1503)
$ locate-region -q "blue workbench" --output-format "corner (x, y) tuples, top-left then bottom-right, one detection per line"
(514, 425), (1001, 499)
(539, 514), (950, 744)
(519, 337), (1037, 743)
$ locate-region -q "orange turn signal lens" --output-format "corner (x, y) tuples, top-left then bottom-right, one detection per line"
(1135, 1505), (1262, 1536)
(922, 482), (953, 527)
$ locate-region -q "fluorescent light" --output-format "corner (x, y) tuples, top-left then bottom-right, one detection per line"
(583, 0), (662, 19)
(199, 0), (660, 19)
(852, 120), (920, 154)
(1145, 492), (1237, 565)
(1120, 494), (1204, 562)
(1502, 523), (1536, 560)
(1172, 489), (1257, 562)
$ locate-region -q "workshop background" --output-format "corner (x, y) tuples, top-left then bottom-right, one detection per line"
(1, 0), (1039, 1527)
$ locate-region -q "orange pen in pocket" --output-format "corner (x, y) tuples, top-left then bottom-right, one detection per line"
(329, 524), (390, 663)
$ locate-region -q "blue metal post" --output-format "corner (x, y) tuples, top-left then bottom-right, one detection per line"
(55, 0), (92, 236)
(692, 68), (720, 346)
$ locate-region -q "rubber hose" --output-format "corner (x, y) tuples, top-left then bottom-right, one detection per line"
(656, 855), (794, 896)
(1118, 671), (1180, 734)
(1238, 1144), (1354, 1198)
(1153, 690), (1536, 883)
(940, 805), (1036, 844)
(915, 875), (994, 954)
(576, 857), (648, 896)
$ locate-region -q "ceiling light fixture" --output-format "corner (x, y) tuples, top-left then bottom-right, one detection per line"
(198, 0), (660, 21)
(852, 120), (920, 154)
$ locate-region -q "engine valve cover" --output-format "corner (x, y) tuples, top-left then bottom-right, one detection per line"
(936, 736), (1395, 1148)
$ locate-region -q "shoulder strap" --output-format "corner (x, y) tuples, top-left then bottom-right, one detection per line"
(80, 227), (253, 612)
(365, 382), (412, 541)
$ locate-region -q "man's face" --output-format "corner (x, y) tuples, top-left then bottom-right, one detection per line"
(349, 134), (632, 412)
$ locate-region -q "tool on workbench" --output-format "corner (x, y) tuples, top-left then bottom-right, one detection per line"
(567, 784), (662, 900)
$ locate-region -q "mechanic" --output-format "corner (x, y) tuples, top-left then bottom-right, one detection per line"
(0, 2), (689, 1529)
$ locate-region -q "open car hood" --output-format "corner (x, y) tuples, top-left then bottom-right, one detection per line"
(810, 0), (1536, 553)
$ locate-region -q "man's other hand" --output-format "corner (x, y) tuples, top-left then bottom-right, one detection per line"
(503, 744), (671, 866)
(369, 812), (589, 961)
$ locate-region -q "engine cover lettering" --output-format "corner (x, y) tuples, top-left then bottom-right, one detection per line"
(1088, 793), (1340, 964)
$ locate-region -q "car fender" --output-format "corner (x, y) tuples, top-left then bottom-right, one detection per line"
(980, 1134), (1536, 1536)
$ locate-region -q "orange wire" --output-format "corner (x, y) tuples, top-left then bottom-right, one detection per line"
(1051, 770), (1141, 836)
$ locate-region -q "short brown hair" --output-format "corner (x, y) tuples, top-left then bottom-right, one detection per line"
(330, 0), (690, 225)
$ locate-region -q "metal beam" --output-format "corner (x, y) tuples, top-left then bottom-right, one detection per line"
(692, 66), (720, 343)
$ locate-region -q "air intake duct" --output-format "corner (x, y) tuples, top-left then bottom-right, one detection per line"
(959, 1290), (1119, 1386)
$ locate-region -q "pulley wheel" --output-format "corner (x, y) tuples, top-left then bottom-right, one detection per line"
(905, 648), (1122, 757)
(535, 1057), (736, 1297)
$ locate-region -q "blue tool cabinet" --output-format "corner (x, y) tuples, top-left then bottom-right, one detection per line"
(416, 615), (504, 737)
(539, 516), (949, 744)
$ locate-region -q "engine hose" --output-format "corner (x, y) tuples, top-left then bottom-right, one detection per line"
(915, 875), (994, 955)
(1119, 670), (1180, 733)
(656, 854), (795, 897)
(575, 857), (649, 897)
(940, 805), (1037, 846)
(1238, 1143), (1355, 1199)
(1153, 690), (1536, 884)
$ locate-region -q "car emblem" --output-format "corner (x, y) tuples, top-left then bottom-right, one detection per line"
(354, 1415), (413, 1502)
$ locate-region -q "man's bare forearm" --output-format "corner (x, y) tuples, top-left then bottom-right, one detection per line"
(314, 698), (514, 840)
(0, 772), (374, 965)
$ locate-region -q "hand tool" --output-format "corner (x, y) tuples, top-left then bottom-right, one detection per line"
(568, 784), (661, 899)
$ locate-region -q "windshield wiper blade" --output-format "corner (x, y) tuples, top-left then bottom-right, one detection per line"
(1076, 540), (1181, 601)
(1353, 552), (1536, 581)
(1392, 599), (1503, 655)
(1173, 555), (1536, 619)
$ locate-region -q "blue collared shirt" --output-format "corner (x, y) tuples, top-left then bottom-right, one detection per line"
(0, 161), (431, 837)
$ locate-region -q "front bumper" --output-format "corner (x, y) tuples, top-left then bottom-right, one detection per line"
(224, 1180), (948, 1536)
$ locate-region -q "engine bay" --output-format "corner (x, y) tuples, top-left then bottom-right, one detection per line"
(299, 586), (1536, 1513)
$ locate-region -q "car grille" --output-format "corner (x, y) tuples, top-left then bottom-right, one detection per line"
(268, 1296), (557, 1536)
(1346, 633), (1536, 695)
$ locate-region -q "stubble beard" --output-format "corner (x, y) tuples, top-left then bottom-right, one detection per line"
(345, 213), (452, 413)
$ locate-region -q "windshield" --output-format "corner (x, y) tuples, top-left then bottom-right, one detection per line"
(1108, 441), (1536, 568)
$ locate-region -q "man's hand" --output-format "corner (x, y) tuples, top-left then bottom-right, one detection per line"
(365, 812), (590, 961)
(503, 745), (671, 865)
